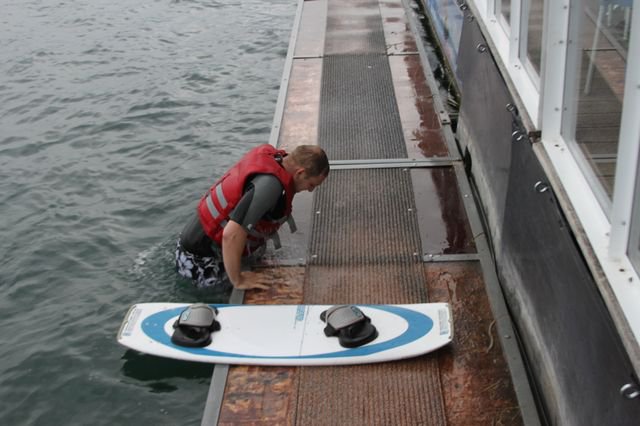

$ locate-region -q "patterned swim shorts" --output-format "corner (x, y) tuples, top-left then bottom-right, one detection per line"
(175, 241), (229, 289)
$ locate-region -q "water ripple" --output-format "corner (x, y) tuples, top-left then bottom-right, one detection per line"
(0, 0), (295, 424)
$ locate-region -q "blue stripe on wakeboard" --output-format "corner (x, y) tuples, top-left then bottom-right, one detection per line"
(141, 305), (433, 359)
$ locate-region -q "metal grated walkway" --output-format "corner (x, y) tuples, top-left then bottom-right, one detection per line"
(295, 1), (446, 423)
(320, 0), (406, 160)
(203, 0), (537, 424)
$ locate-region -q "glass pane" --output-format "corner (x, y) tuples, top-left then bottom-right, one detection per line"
(526, 0), (544, 74)
(563, 0), (633, 204)
(629, 142), (640, 275)
(501, 0), (512, 27)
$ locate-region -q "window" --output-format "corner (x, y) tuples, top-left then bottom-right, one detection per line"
(525, 0), (544, 74)
(499, 0), (512, 30)
(470, 0), (640, 371)
(630, 148), (640, 275)
(561, 0), (632, 211)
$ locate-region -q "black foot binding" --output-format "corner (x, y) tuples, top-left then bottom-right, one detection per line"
(320, 305), (378, 348)
(171, 304), (221, 348)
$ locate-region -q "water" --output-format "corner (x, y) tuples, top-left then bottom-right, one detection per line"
(0, 0), (296, 424)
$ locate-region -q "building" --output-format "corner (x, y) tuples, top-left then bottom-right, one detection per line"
(420, 0), (640, 423)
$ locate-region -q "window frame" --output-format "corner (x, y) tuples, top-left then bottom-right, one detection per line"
(475, 0), (541, 124)
(470, 0), (640, 354)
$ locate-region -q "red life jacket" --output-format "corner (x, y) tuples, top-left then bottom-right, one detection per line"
(197, 144), (295, 255)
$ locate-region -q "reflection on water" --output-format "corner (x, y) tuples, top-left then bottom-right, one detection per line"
(120, 351), (213, 384)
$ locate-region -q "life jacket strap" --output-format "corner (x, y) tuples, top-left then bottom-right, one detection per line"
(270, 231), (281, 250)
(205, 193), (220, 219)
(287, 216), (297, 233)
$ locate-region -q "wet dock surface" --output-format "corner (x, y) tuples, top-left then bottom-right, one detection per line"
(207, 0), (529, 424)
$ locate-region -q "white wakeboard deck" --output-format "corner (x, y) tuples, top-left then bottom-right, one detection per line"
(117, 303), (453, 366)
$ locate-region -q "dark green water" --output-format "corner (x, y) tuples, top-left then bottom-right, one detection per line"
(0, 0), (295, 424)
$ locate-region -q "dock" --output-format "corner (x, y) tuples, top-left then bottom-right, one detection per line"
(201, 0), (539, 424)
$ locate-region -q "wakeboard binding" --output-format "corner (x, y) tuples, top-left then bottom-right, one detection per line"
(171, 303), (221, 348)
(320, 305), (378, 348)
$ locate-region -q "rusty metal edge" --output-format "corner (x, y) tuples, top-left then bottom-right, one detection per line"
(400, 0), (542, 424)
(200, 0), (308, 423)
(267, 0), (313, 148)
(399, 0), (461, 159)
(200, 289), (245, 426)
(452, 160), (542, 426)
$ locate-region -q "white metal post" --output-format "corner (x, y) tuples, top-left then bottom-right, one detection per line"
(510, 0), (523, 62)
(610, 2), (640, 258)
